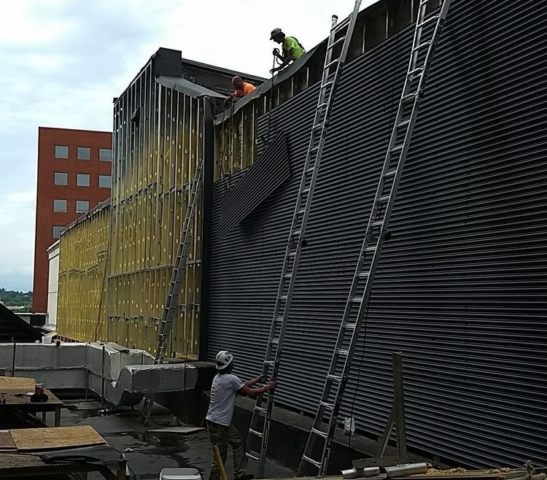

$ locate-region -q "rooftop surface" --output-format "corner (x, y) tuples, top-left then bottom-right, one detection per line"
(55, 395), (293, 480)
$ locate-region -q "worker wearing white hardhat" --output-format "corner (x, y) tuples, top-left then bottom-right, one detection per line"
(206, 351), (276, 480)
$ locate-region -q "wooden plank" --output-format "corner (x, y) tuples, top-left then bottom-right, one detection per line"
(0, 377), (35, 390)
(11, 426), (106, 452)
(0, 431), (16, 452)
(0, 453), (45, 469)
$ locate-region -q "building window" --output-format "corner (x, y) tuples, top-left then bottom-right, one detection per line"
(99, 148), (113, 161)
(54, 172), (68, 186)
(76, 200), (90, 213)
(77, 147), (90, 160)
(53, 199), (67, 212)
(55, 145), (69, 159)
(77, 173), (90, 187)
(99, 175), (112, 188)
(52, 226), (65, 239)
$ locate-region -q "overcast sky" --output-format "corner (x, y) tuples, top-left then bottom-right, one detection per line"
(0, 0), (377, 292)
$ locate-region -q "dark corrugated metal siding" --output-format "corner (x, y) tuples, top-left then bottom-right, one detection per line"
(207, 0), (547, 468)
(218, 133), (290, 240)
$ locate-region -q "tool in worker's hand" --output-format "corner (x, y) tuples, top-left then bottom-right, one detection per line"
(213, 445), (229, 480)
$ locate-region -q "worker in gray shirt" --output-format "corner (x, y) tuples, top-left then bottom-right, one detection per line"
(206, 351), (276, 480)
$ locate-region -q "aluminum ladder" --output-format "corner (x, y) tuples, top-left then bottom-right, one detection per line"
(246, 2), (362, 477)
(298, 0), (452, 475)
(142, 159), (204, 423)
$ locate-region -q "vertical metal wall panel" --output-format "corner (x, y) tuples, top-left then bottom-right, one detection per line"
(207, 0), (547, 468)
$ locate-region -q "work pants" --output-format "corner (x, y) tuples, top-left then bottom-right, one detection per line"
(207, 421), (247, 480)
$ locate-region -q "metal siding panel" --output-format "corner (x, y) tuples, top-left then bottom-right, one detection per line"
(218, 133), (290, 240)
(207, 0), (547, 468)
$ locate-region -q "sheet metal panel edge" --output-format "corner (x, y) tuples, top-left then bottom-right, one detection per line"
(206, 0), (547, 469)
(218, 132), (290, 240)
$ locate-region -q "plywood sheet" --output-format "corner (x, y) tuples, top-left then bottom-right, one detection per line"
(0, 431), (16, 452)
(0, 377), (35, 390)
(10, 426), (106, 452)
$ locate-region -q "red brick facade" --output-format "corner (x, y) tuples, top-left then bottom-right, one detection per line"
(33, 127), (112, 313)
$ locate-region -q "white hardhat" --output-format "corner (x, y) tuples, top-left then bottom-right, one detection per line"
(215, 351), (234, 371)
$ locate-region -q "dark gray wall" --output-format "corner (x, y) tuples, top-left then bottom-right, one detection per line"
(207, 0), (547, 468)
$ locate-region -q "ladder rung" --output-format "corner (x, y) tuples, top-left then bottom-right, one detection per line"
(327, 36), (346, 50)
(288, 251), (297, 257)
(417, 14), (440, 29)
(372, 220), (384, 228)
(390, 145), (403, 154)
(343, 322), (357, 329)
(397, 119), (411, 129)
(350, 296), (363, 303)
(334, 16), (351, 32)
(358, 271), (369, 279)
(284, 273), (292, 279)
(327, 373), (342, 382)
(336, 348), (349, 357)
(325, 59), (339, 70)
(365, 246), (377, 253)
(246, 452), (260, 462)
(254, 406), (266, 413)
(264, 360), (275, 366)
(378, 194), (390, 203)
(306, 166), (315, 174)
(249, 428), (264, 438)
(302, 455), (322, 469)
(302, 187), (310, 195)
(293, 229), (302, 237)
(280, 295), (288, 301)
(384, 169), (397, 178)
(413, 40), (432, 52)
(321, 80), (334, 89)
(408, 67), (423, 77)
(402, 93), (417, 103)
(311, 427), (328, 439)
(270, 338), (279, 345)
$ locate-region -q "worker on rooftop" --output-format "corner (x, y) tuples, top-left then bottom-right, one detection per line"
(270, 28), (305, 73)
(225, 76), (256, 104)
(206, 350), (277, 480)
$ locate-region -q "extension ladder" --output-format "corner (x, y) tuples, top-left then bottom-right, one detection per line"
(298, 0), (452, 475)
(245, 2), (362, 477)
(142, 158), (204, 423)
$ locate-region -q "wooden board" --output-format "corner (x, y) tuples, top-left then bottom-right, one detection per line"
(0, 377), (35, 390)
(0, 453), (45, 469)
(10, 426), (106, 452)
(0, 431), (16, 453)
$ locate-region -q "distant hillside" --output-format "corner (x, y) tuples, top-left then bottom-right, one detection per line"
(0, 289), (33, 311)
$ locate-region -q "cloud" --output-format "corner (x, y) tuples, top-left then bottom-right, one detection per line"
(0, 0), (378, 291)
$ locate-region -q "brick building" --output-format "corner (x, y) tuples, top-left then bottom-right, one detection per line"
(33, 127), (112, 313)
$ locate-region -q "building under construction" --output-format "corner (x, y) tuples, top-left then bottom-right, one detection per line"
(54, 0), (546, 472)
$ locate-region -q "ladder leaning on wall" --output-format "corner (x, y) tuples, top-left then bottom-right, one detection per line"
(142, 158), (204, 424)
(245, 1), (363, 478)
(297, 0), (453, 476)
